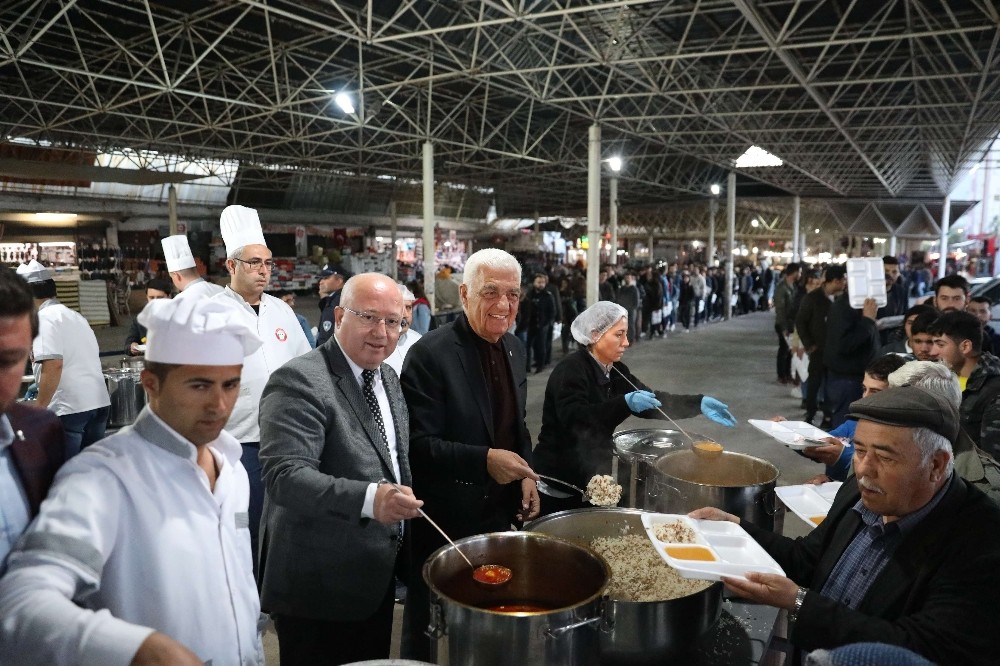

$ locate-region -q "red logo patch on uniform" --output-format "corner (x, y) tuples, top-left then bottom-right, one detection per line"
(275, 328), (288, 342)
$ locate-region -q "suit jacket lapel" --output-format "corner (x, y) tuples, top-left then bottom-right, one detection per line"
(456, 326), (495, 444)
(324, 342), (398, 481)
(382, 366), (410, 486)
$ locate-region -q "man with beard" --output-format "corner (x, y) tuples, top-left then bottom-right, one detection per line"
(967, 296), (1000, 355)
(932, 274), (969, 312)
(928, 310), (1000, 458)
(692, 385), (1000, 666)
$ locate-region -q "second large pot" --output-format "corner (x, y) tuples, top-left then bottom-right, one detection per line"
(424, 531), (610, 666)
(646, 449), (780, 530)
(104, 369), (147, 428)
(525, 508), (722, 664)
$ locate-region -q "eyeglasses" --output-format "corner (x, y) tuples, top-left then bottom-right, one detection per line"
(233, 257), (275, 272)
(341, 306), (402, 331)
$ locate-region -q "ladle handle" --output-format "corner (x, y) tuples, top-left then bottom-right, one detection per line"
(611, 366), (698, 445)
(388, 482), (474, 569)
(536, 474), (587, 497)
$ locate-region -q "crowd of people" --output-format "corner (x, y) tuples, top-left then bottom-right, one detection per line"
(2, 219), (1000, 666)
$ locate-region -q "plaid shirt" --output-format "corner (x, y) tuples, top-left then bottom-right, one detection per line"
(820, 475), (951, 609)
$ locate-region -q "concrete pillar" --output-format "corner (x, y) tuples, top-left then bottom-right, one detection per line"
(422, 141), (436, 310)
(389, 200), (398, 281)
(167, 185), (178, 236)
(586, 124), (601, 306)
(647, 231), (654, 264)
(708, 198), (718, 266)
(725, 171), (736, 321)
(938, 194), (951, 279)
(792, 195), (801, 262)
(609, 175), (619, 267)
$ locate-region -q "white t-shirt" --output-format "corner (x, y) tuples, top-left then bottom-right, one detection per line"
(32, 300), (110, 416)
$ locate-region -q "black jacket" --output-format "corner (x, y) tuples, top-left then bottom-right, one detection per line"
(123, 319), (147, 355)
(400, 314), (532, 559)
(823, 293), (878, 377)
(532, 349), (702, 489)
(961, 352), (1000, 457)
(795, 288), (833, 352)
(744, 475), (1000, 665)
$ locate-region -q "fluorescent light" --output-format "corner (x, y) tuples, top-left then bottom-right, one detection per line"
(735, 145), (783, 168)
(710, 183), (721, 195)
(334, 92), (355, 114)
(34, 213), (78, 223)
(607, 156), (623, 172)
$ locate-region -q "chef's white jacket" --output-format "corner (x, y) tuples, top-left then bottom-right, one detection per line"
(32, 299), (110, 416)
(216, 287), (310, 443)
(174, 277), (224, 302)
(0, 407), (264, 666)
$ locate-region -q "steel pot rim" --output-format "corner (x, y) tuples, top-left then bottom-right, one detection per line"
(423, 530), (611, 616)
(651, 450), (780, 488)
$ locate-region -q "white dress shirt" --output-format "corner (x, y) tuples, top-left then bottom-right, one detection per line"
(0, 414), (30, 568)
(0, 407), (264, 666)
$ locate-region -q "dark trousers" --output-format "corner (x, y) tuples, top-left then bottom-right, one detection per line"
(60, 406), (110, 459)
(805, 354), (828, 422)
(775, 324), (792, 381)
(240, 442), (263, 575)
(526, 325), (550, 371)
(273, 580), (395, 666)
(826, 373), (864, 428)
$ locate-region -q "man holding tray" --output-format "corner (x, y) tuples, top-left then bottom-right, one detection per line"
(691, 385), (1000, 666)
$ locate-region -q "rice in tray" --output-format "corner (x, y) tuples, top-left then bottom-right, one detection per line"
(589, 534), (711, 602)
(653, 520), (698, 544)
(586, 474), (623, 506)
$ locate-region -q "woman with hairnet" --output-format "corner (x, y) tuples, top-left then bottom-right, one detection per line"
(532, 301), (736, 515)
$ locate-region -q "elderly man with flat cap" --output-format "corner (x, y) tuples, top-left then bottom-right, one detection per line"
(0, 296), (265, 665)
(693, 385), (1000, 665)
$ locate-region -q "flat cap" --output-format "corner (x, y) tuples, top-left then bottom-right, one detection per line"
(847, 384), (959, 444)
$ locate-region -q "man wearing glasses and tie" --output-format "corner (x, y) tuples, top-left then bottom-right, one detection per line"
(217, 205), (311, 572)
(257, 272), (423, 665)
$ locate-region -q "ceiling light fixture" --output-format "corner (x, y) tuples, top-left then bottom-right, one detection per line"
(334, 92), (355, 114)
(750, 218), (760, 228)
(34, 212), (78, 223)
(607, 156), (623, 172)
(710, 183), (721, 195)
(735, 145), (783, 168)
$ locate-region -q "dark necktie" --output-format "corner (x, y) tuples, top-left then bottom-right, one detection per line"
(362, 368), (403, 547)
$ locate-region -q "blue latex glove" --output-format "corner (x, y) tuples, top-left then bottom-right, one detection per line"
(625, 390), (661, 414)
(701, 396), (737, 427)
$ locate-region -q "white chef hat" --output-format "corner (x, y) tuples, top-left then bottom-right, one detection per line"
(220, 205), (266, 257)
(138, 296), (262, 366)
(570, 301), (628, 346)
(161, 234), (196, 272)
(397, 283), (415, 302)
(15, 260), (52, 284)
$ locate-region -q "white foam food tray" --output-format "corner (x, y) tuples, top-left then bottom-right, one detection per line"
(640, 513), (785, 582)
(748, 419), (833, 450)
(846, 257), (887, 308)
(774, 482), (843, 529)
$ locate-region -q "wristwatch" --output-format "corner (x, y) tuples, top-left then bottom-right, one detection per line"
(788, 587), (808, 625)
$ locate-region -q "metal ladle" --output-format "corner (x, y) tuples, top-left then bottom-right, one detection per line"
(611, 366), (723, 458)
(389, 482), (511, 586)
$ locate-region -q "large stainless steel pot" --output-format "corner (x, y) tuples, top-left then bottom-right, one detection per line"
(647, 450), (780, 530)
(525, 508), (722, 664)
(611, 428), (686, 508)
(424, 531), (610, 666)
(120, 356), (145, 371)
(104, 369), (147, 427)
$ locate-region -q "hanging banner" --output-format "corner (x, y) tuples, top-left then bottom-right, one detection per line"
(294, 225), (307, 257)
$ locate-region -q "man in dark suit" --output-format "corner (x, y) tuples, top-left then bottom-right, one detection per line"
(258, 272), (422, 665)
(692, 385), (1000, 665)
(400, 248), (540, 661)
(0, 267), (64, 565)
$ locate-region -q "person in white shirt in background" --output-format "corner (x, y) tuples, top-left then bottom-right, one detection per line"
(0, 296), (265, 666)
(215, 204), (311, 572)
(161, 234), (223, 301)
(384, 282), (423, 375)
(16, 260), (110, 459)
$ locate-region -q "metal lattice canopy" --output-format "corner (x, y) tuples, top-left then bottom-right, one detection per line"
(1, 0), (998, 237)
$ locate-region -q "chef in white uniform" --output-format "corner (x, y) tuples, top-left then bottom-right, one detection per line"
(161, 234), (223, 301)
(0, 296), (265, 666)
(215, 204), (310, 568)
(16, 260), (110, 458)
(385, 282), (423, 375)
